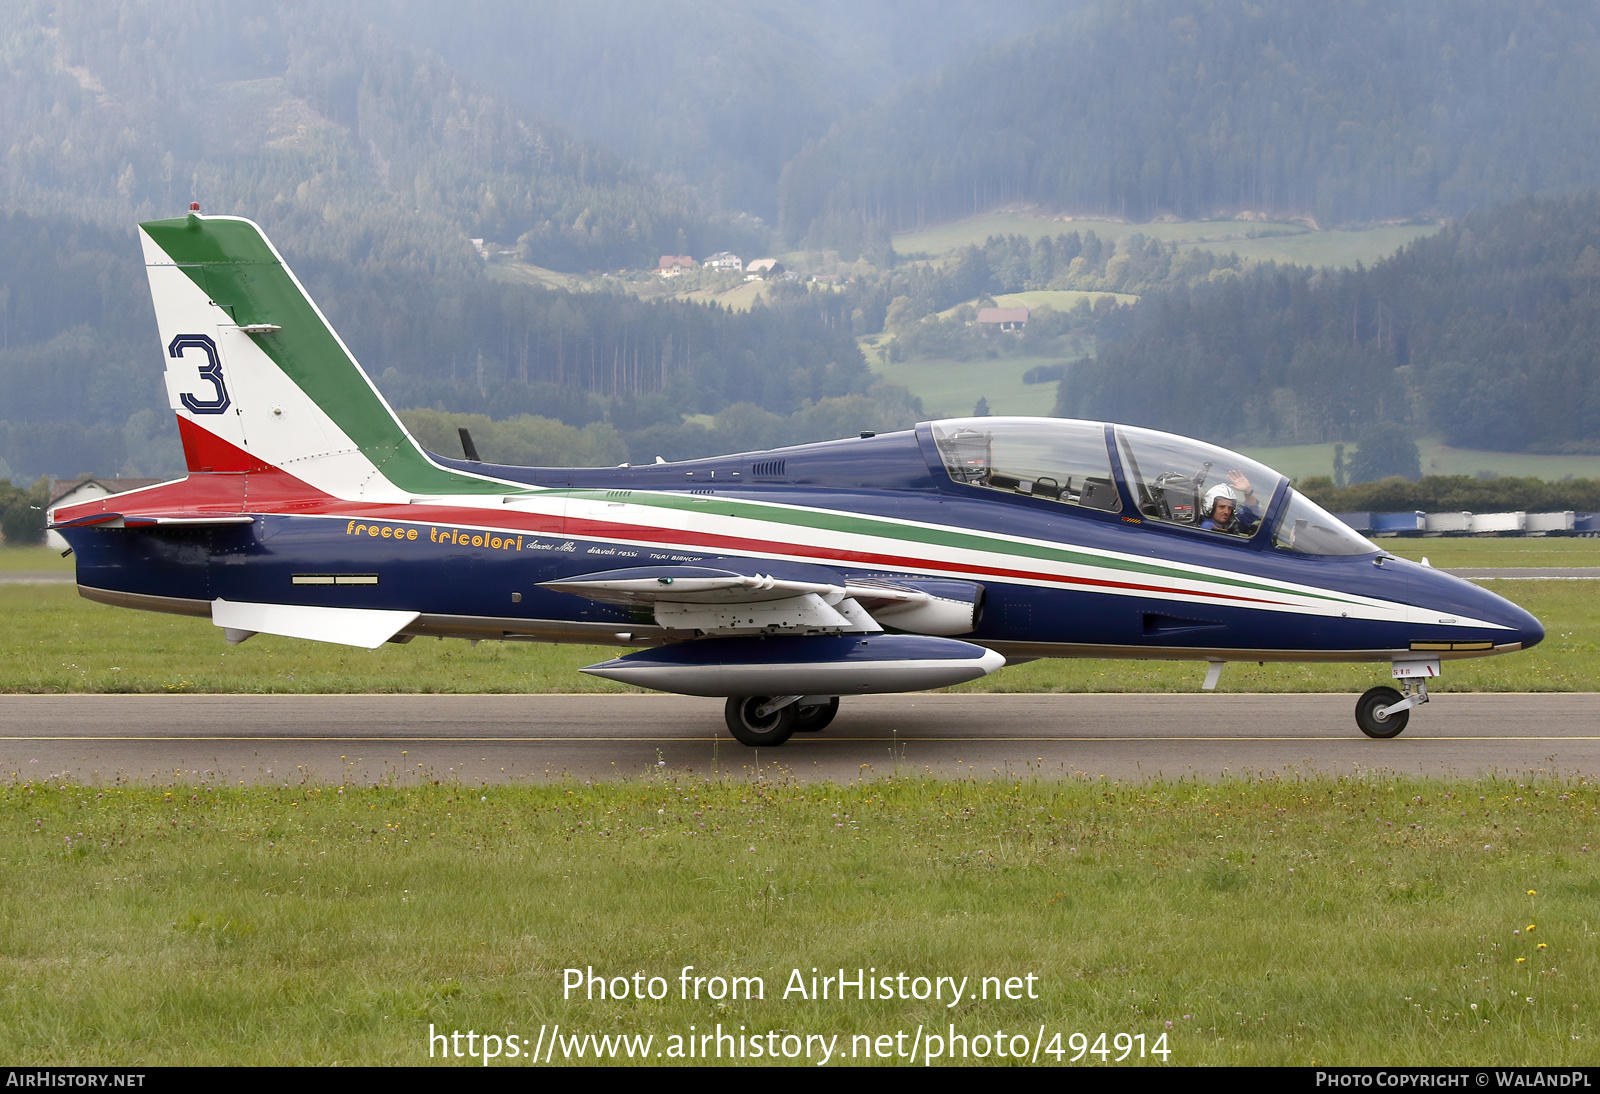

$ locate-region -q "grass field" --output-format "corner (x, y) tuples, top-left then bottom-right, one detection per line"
(484, 257), (597, 293)
(894, 214), (1309, 255)
(870, 353), (1077, 419)
(891, 213), (1440, 270)
(1, 773), (1595, 1065)
(0, 556), (1583, 696)
(0, 546), (71, 572)
(1171, 224), (1440, 269)
(1378, 538), (1600, 568)
(926, 290), (1139, 321)
(678, 279), (773, 313)
(1241, 441), (1600, 484)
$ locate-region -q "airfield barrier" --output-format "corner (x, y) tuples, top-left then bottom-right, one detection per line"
(1335, 510), (1598, 537)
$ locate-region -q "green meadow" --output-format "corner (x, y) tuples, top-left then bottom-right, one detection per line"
(1, 773), (1595, 1065)
(868, 352), (1077, 419)
(891, 213), (1439, 270)
(1240, 441), (1600, 485)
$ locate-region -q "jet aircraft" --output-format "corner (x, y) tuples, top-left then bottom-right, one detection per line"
(52, 211), (1544, 747)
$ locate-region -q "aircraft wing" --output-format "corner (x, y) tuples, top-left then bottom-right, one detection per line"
(541, 565), (982, 636)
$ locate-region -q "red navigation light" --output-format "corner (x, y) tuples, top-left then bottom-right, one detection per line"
(190, 202), (200, 211)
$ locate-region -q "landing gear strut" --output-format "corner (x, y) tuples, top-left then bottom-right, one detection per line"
(794, 696), (840, 732)
(1355, 677), (1430, 739)
(723, 695), (840, 746)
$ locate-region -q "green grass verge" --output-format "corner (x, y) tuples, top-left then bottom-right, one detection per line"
(679, 280), (772, 312)
(1379, 539), (1600, 568)
(1173, 224), (1441, 269)
(1241, 440), (1600, 484)
(894, 214), (1309, 256)
(0, 546), (72, 573)
(484, 257), (596, 293)
(891, 213), (1440, 270)
(870, 353), (1083, 419)
(991, 290), (1139, 312)
(0, 574), (1579, 695)
(2, 774), (1594, 1064)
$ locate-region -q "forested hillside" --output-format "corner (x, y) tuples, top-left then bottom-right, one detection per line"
(0, 209), (874, 479)
(358, 0), (1068, 222)
(0, 2), (873, 479)
(1060, 194), (1600, 454)
(779, 0), (1600, 250)
(7, 2), (1600, 482)
(1, 0), (757, 272)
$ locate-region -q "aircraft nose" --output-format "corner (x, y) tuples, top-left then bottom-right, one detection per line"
(1416, 566), (1544, 652)
(1471, 576), (1544, 651)
(1505, 595), (1545, 651)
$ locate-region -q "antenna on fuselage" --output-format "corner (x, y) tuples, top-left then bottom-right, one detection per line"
(458, 428), (481, 462)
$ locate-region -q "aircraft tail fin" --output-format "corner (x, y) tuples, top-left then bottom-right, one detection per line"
(139, 211), (499, 497)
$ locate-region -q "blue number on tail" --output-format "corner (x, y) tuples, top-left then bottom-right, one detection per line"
(171, 334), (231, 414)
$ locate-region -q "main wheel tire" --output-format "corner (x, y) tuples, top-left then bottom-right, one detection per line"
(1355, 685), (1409, 739)
(724, 696), (798, 747)
(793, 697), (840, 732)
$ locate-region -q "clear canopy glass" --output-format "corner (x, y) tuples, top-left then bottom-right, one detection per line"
(929, 417), (1121, 511)
(1272, 491), (1381, 555)
(1113, 425), (1284, 537)
(929, 417), (1371, 552)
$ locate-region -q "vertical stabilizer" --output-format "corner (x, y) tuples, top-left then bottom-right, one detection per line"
(140, 212), (502, 496)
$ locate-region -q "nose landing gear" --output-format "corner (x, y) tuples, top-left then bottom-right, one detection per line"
(1356, 662), (1435, 738)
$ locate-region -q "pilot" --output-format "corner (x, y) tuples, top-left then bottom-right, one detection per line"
(1199, 471), (1260, 534)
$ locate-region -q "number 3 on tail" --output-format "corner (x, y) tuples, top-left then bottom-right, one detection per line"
(171, 334), (231, 414)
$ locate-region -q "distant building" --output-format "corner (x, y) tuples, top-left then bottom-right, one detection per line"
(977, 306), (1029, 332)
(703, 252), (742, 272)
(657, 255), (695, 277)
(743, 258), (785, 280)
(45, 477), (164, 550)
(470, 238), (490, 260)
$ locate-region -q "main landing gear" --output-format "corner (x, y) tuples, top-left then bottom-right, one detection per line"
(723, 695), (840, 746)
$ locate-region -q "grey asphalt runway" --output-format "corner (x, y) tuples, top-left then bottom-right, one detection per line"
(1, 692), (1596, 785)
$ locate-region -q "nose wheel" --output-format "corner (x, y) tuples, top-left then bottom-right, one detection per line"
(1355, 677), (1429, 739)
(1355, 686), (1408, 738)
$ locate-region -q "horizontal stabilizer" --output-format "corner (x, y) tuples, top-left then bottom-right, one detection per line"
(52, 512), (255, 529)
(211, 599), (419, 649)
(581, 634), (1005, 697)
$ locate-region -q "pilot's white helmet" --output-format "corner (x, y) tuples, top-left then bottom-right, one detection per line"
(1203, 483), (1238, 516)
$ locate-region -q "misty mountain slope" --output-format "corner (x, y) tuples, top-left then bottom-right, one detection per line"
(778, 0), (1600, 248)
(0, 0), (756, 273)
(1063, 193), (1600, 454)
(355, 0), (1072, 222)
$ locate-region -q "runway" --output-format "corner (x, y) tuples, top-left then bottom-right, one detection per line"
(2, 692), (1597, 785)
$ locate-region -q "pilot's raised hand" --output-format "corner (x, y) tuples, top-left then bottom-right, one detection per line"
(1226, 469), (1256, 500)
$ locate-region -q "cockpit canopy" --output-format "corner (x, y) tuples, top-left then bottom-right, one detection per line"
(929, 417), (1377, 556)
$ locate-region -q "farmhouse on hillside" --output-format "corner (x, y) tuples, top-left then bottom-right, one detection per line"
(703, 252), (742, 272)
(743, 258), (785, 280)
(977, 306), (1029, 332)
(657, 255), (695, 276)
